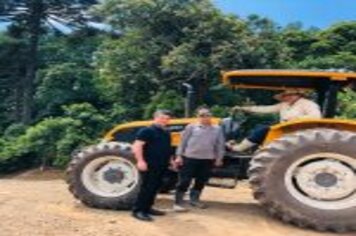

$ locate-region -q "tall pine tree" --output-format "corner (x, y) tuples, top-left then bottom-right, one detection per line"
(0, 0), (97, 124)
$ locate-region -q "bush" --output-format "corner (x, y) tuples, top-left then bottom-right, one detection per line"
(0, 103), (108, 172)
(338, 88), (356, 119)
(3, 123), (28, 139)
(0, 118), (79, 169)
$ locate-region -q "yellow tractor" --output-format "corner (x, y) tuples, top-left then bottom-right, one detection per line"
(66, 70), (356, 232)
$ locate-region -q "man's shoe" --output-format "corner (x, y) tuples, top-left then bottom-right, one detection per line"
(148, 208), (166, 216)
(174, 191), (189, 212)
(190, 201), (208, 209)
(173, 204), (189, 212)
(231, 139), (256, 152)
(190, 190), (208, 209)
(132, 211), (154, 222)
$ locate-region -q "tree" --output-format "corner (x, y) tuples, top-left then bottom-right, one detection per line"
(295, 22), (356, 70)
(0, 0), (98, 124)
(35, 63), (98, 118)
(281, 24), (318, 62)
(96, 0), (297, 119)
(95, 0), (287, 115)
(34, 31), (103, 119)
(0, 33), (27, 128)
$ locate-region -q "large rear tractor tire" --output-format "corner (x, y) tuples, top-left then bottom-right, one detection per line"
(66, 142), (140, 210)
(249, 129), (356, 232)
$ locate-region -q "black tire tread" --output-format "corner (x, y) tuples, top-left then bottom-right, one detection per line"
(249, 128), (356, 232)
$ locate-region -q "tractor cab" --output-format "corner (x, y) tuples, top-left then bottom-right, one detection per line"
(221, 70), (356, 144)
(222, 70), (356, 118)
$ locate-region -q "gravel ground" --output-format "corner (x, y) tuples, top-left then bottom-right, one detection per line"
(0, 170), (353, 236)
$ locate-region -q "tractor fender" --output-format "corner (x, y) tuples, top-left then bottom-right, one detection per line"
(264, 118), (356, 145)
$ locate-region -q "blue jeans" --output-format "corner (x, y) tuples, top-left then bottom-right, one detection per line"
(247, 125), (270, 144)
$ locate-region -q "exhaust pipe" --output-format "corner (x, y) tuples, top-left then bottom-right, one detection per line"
(182, 83), (195, 118)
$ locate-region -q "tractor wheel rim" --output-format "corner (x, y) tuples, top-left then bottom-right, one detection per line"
(81, 156), (139, 198)
(285, 152), (356, 210)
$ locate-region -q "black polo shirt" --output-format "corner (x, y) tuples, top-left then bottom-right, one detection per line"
(136, 124), (172, 167)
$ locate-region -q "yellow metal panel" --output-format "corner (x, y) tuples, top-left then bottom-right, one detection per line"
(230, 84), (312, 91)
(223, 70), (356, 80)
(171, 132), (181, 147)
(103, 118), (221, 146)
(222, 70), (356, 90)
(264, 119), (356, 145)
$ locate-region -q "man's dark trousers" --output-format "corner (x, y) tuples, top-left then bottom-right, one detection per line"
(176, 157), (213, 193)
(133, 165), (166, 213)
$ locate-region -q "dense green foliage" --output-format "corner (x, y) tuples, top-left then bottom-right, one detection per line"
(0, 0), (355, 172)
(0, 0), (98, 124)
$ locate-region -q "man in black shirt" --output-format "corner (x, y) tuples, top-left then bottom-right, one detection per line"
(131, 110), (173, 222)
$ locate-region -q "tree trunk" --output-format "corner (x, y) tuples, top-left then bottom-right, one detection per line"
(22, 0), (43, 124)
(195, 72), (209, 105)
(14, 71), (23, 122)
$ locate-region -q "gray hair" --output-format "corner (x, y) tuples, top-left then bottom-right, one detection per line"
(153, 109), (172, 118)
(196, 106), (211, 115)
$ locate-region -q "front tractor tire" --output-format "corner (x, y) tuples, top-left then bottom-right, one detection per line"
(66, 142), (141, 210)
(249, 129), (356, 232)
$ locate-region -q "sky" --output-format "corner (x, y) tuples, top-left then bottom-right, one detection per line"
(0, 23), (9, 31)
(214, 0), (356, 28)
(0, 1), (355, 31)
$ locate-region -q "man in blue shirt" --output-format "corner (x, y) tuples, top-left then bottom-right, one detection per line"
(131, 110), (173, 222)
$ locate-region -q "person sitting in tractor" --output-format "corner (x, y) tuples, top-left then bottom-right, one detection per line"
(227, 89), (322, 152)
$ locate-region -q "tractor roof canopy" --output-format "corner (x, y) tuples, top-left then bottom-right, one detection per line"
(222, 70), (356, 91)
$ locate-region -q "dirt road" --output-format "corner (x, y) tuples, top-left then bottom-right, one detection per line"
(0, 171), (353, 236)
